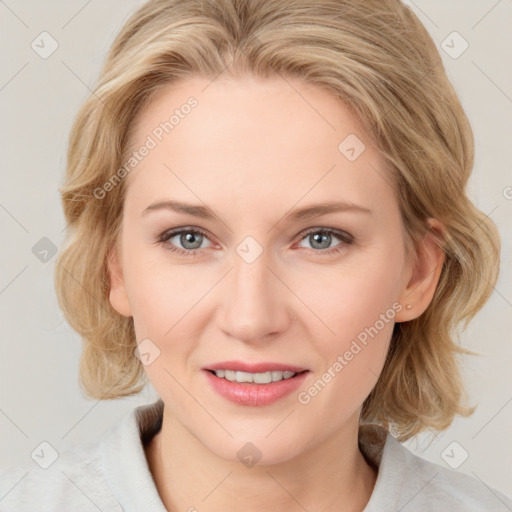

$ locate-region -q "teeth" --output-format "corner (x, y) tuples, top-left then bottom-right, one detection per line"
(212, 369), (298, 383)
(253, 372), (272, 384)
(236, 371), (253, 383)
(271, 371), (283, 382)
(224, 370), (236, 381)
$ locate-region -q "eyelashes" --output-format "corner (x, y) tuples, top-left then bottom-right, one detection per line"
(157, 226), (354, 258)
(157, 227), (211, 258)
(296, 227), (354, 255)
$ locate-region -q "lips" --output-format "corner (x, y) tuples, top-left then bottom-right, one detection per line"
(202, 360), (309, 406)
(204, 360), (307, 373)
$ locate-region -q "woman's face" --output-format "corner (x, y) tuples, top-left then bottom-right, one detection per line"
(109, 74), (419, 464)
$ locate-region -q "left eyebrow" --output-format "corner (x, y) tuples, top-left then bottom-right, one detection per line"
(141, 199), (373, 220)
(283, 201), (373, 221)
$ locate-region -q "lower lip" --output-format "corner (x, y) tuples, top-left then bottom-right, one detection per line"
(203, 370), (309, 406)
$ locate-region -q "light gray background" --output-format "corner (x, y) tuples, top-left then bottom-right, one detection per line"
(1, 0), (511, 501)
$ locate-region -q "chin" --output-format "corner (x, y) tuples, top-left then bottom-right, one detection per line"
(195, 422), (313, 467)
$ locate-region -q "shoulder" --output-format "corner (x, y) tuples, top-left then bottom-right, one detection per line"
(0, 400), (165, 512)
(0, 440), (123, 512)
(360, 425), (512, 511)
(397, 448), (512, 510)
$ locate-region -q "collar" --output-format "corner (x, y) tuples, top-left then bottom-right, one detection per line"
(101, 398), (400, 511)
(100, 399), (167, 512)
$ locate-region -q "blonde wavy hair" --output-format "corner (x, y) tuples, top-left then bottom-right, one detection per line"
(54, 0), (500, 441)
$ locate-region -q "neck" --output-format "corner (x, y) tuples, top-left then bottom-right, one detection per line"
(145, 407), (377, 512)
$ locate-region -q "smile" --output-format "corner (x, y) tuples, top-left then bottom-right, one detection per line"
(209, 369), (298, 384)
(203, 363), (310, 406)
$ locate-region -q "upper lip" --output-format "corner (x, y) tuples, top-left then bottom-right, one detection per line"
(204, 360), (308, 373)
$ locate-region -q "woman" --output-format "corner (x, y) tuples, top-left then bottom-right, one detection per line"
(1, 0), (510, 510)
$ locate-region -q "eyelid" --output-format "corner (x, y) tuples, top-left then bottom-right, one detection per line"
(158, 226), (213, 247)
(157, 225), (355, 256)
(297, 226), (354, 244)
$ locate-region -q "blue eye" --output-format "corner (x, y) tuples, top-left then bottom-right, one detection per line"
(297, 228), (354, 255)
(157, 227), (354, 257)
(158, 228), (211, 257)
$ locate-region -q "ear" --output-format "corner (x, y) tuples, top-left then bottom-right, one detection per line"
(395, 218), (445, 322)
(107, 244), (132, 317)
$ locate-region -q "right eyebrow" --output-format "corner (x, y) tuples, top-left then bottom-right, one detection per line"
(142, 200), (216, 219)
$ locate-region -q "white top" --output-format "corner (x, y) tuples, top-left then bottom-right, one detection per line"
(1, 399), (511, 511)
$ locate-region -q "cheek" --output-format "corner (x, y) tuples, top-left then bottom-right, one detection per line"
(120, 228), (199, 336)
(124, 257), (202, 394)
(295, 239), (403, 397)
(296, 239), (404, 342)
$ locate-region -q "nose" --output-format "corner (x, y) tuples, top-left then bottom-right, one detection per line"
(217, 245), (291, 345)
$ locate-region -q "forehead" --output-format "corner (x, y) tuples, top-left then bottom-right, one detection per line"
(129, 73), (370, 158)
(123, 74), (394, 215)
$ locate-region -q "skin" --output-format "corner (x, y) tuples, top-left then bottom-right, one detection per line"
(108, 73), (444, 511)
